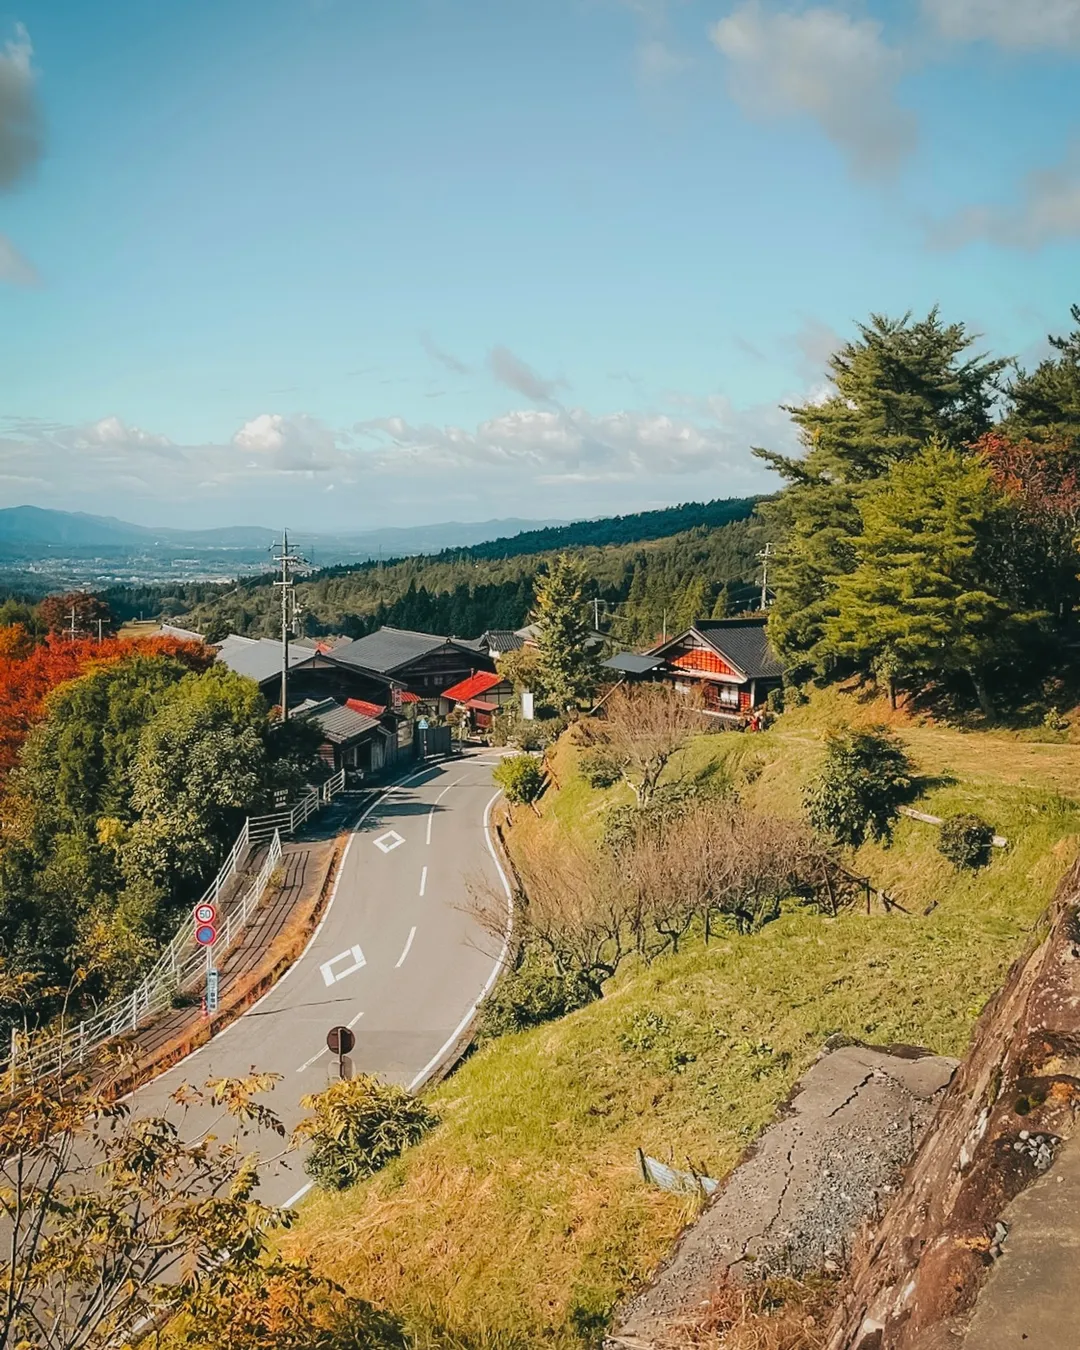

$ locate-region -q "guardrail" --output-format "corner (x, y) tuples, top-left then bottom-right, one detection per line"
(4, 770), (350, 1089)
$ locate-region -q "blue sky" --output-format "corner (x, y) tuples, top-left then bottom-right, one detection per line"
(1, 0), (1078, 530)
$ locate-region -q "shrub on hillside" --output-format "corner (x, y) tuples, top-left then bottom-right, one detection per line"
(477, 947), (596, 1041)
(803, 727), (914, 848)
(493, 754), (546, 806)
(939, 813), (995, 870)
(295, 1076), (437, 1192)
(579, 746), (625, 789)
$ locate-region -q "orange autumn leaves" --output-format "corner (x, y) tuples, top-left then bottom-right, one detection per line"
(0, 627), (213, 789)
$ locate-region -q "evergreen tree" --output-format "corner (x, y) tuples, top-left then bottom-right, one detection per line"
(1004, 303), (1080, 451)
(758, 310), (1008, 678)
(531, 555), (598, 710)
(672, 576), (709, 633)
(826, 442), (1040, 716)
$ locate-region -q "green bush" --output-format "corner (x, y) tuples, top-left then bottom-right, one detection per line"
(477, 948), (596, 1041)
(493, 754), (546, 806)
(939, 812), (995, 870)
(803, 726), (914, 848)
(766, 686), (785, 714)
(296, 1075), (437, 1191)
(579, 746), (625, 789)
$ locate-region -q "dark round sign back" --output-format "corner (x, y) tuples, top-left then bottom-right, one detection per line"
(326, 1025), (355, 1056)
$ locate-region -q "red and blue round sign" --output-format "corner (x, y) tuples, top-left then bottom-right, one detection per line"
(195, 923), (217, 947)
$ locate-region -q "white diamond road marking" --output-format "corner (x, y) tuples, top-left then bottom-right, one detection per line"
(373, 829), (405, 853)
(320, 944), (367, 988)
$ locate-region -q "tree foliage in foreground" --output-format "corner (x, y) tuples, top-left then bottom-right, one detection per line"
(0, 1071), (406, 1350)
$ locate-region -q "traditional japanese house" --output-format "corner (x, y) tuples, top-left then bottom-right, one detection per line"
(601, 618), (783, 719)
(438, 670), (516, 731)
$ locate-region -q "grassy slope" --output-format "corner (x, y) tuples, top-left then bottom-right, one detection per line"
(281, 690), (1080, 1349)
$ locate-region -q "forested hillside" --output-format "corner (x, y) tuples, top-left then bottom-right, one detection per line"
(179, 497), (770, 644)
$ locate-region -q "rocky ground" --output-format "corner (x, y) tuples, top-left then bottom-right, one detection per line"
(606, 1042), (958, 1350)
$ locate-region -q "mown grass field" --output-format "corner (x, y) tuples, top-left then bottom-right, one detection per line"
(281, 688), (1080, 1349)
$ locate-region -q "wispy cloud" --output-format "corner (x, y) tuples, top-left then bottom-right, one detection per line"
(420, 331), (470, 375)
(487, 345), (565, 404)
(921, 0), (1080, 50)
(709, 3), (916, 179)
(932, 142), (1080, 249)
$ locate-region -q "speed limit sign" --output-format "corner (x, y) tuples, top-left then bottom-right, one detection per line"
(193, 902), (217, 926)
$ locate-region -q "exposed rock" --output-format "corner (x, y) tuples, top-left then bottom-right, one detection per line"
(606, 1042), (957, 1350)
(826, 860), (1080, 1350)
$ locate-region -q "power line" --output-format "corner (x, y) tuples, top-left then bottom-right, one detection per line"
(271, 530), (306, 722)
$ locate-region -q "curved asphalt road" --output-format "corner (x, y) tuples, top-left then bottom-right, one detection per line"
(128, 749), (511, 1207)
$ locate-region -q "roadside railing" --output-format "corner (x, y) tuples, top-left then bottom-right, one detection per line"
(4, 770), (350, 1089)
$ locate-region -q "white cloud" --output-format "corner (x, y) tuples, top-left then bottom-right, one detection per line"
(487, 345), (564, 404)
(0, 23), (39, 191)
(709, 3), (916, 178)
(232, 412), (347, 472)
(932, 142), (1080, 249)
(0, 393), (794, 527)
(0, 231), (37, 285)
(922, 0), (1080, 49)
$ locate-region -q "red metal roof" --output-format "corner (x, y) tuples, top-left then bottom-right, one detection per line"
(346, 697), (386, 718)
(441, 670), (506, 703)
(400, 691), (420, 703)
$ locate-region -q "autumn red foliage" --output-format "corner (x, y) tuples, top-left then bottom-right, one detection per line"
(975, 430), (1080, 524)
(0, 630), (213, 785)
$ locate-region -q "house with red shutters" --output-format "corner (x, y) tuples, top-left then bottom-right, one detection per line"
(602, 617), (784, 720)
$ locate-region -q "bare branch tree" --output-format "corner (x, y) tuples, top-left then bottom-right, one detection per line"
(594, 684), (704, 807)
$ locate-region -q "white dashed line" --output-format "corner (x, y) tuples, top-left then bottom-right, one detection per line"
(419, 865), (428, 897)
(395, 926), (417, 969)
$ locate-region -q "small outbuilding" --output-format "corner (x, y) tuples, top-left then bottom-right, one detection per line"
(293, 697), (395, 777)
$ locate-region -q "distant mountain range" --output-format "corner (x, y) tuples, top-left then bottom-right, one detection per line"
(0, 506), (564, 557)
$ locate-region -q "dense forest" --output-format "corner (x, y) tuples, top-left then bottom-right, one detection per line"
(177, 497), (771, 645)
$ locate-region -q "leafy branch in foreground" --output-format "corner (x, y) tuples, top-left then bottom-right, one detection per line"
(0, 1070), (404, 1350)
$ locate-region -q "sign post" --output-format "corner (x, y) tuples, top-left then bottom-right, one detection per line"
(193, 903), (218, 1017)
(326, 1024), (355, 1080)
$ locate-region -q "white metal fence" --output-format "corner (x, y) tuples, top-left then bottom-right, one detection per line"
(4, 769), (350, 1088)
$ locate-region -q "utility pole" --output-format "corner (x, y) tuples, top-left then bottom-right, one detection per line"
(592, 597), (604, 631)
(271, 530), (306, 722)
(96, 617), (104, 644)
(757, 542), (773, 612)
(68, 604), (77, 642)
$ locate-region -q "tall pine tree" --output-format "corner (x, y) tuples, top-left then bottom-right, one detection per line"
(531, 554), (598, 710)
(758, 309), (1008, 679)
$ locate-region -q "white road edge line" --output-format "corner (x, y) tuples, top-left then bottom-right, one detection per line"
(120, 761), (438, 1101)
(296, 1045), (328, 1074)
(407, 788), (512, 1092)
(395, 926), (417, 969)
(419, 866), (428, 897)
(282, 1180), (313, 1208)
(347, 1009), (365, 1029)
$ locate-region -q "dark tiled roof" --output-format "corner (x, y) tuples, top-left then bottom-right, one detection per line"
(603, 652), (664, 675)
(329, 626), (481, 675)
(693, 619), (784, 680)
(295, 697), (383, 745)
(480, 630), (525, 654)
(215, 635), (310, 686)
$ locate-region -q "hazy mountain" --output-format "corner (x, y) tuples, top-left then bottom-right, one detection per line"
(0, 506), (563, 556)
